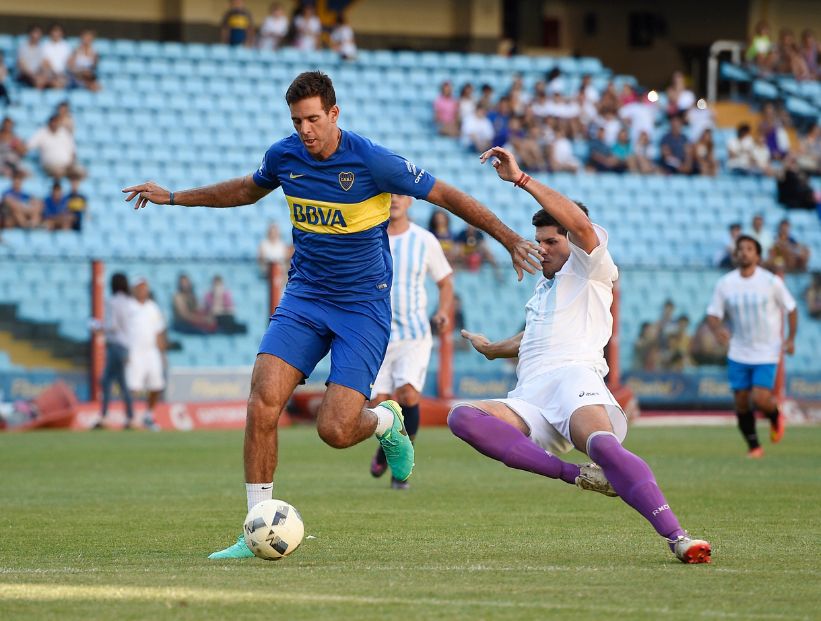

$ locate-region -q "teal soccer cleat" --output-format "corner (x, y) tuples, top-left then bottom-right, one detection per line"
(375, 400), (415, 482)
(207, 534), (255, 559)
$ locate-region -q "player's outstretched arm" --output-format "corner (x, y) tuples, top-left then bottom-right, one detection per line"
(426, 180), (541, 282)
(480, 146), (598, 253)
(461, 329), (523, 360)
(785, 308), (797, 355)
(122, 175), (271, 210)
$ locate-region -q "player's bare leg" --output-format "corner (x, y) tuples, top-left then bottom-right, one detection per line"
(570, 405), (711, 564)
(210, 353), (303, 559)
(447, 401), (583, 484)
(734, 389), (762, 456)
(319, 383), (414, 481)
(752, 387), (785, 444)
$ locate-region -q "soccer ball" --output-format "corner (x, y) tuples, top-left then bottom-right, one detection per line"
(243, 499), (304, 560)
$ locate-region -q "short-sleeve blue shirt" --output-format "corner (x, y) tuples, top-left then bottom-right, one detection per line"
(252, 130), (436, 301)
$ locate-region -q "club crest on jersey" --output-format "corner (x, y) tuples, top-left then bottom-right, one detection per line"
(338, 171), (355, 191)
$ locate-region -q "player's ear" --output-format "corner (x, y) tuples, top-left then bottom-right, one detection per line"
(328, 105), (340, 123)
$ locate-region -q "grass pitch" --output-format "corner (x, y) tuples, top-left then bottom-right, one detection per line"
(1, 425), (819, 620)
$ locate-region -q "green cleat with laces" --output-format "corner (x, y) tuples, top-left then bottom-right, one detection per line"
(207, 534), (255, 559)
(375, 400), (414, 482)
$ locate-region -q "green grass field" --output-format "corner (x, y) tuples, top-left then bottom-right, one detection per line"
(1, 425), (819, 620)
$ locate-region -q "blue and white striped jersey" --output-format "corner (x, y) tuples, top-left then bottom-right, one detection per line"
(707, 266), (796, 364)
(388, 222), (452, 341)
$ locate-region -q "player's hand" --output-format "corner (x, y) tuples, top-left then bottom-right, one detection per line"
(479, 146), (523, 183)
(431, 311), (449, 331)
(784, 338), (795, 355)
(715, 327), (731, 346)
(461, 329), (494, 359)
(508, 235), (543, 281)
(122, 181), (171, 210)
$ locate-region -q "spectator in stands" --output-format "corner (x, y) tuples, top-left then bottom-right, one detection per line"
(774, 28), (800, 75)
(760, 103), (791, 161)
(508, 117), (547, 172)
(454, 224), (499, 276)
(766, 218), (810, 273)
(619, 83), (638, 107)
(488, 96), (512, 147)
(477, 83), (494, 111)
(659, 115), (692, 174)
(172, 274), (216, 335)
(800, 29), (819, 78)
(433, 81), (459, 137)
(587, 124), (625, 173)
(460, 104), (494, 153)
(1, 171), (42, 229)
(715, 222), (742, 268)
(257, 3), (290, 50)
(690, 315), (728, 366)
(620, 90), (658, 144)
(693, 128), (718, 176)
(796, 123), (821, 175)
(0, 117), (27, 178)
(665, 71), (695, 116)
(549, 126), (580, 172)
(687, 99), (716, 142)
(746, 20), (774, 71)
(54, 100), (75, 134)
(777, 155), (817, 209)
(0, 52), (10, 107)
(749, 214), (774, 256)
(597, 81), (619, 116)
(95, 272), (135, 430)
(67, 29), (101, 92)
(611, 127), (635, 172)
(257, 222), (292, 277)
(428, 209), (457, 263)
(42, 181), (73, 230)
(40, 24), (71, 89)
(16, 25), (49, 89)
(805, 272), (821, 319)
(579, 74), (600, 122)
(633, 322), (661, 371)
(726, 123), (756, 174)
(632, 130), (658, 174)
(545, 67), (565, 95)
(204, 275), (247, 334)
(293, 4), (322, 52)
(221, 0), (255, 47)
(330, 14), (357, 60)
(457, 83), (476, 125)
(65, 174), (87, 231)
(27, 114), (85, 180)
(663, 315), (692, 371)
(656, 299), (677, 343)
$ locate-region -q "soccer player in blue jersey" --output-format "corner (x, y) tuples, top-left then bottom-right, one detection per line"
(123, 71), (542, 558)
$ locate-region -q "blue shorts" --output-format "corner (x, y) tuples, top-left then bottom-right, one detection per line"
(258, 292), (391, 397)
(727, 359), (778, 391)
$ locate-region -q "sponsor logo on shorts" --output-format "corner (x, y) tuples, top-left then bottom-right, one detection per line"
(578, 391), (600, 398)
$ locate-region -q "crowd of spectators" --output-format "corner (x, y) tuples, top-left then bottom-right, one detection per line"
(220, 1), (356, 60)
(171, 273), (247, 336)
(714, 213), (810, 273)
(434, 68), (728, 177)
(0, 99), (88, 233)
(14, 24), (100, 92)
(747, 23), (819, 80)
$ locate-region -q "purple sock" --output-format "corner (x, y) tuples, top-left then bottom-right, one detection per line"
(587, 432), (685, 545)
(448, 405), (579, 484)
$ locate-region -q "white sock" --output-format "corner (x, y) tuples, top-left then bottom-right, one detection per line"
(246, 482), (273, 513)
(372, 406), (393, 437)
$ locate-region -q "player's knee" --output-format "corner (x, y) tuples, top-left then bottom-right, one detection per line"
(395, 384), (420, 406)
(751, 389), (772, 410)
(447, 404), (480, 438)
(246, 390), (285, 429)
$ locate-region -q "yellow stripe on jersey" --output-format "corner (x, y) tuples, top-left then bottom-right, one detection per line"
(285, 193), (390, 234)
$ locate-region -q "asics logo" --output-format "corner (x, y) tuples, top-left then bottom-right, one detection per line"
(289, 172), (305, 179)
(578, 391), (600, 398)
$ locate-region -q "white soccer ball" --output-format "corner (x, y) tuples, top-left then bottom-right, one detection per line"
(243, 499), (304, 560)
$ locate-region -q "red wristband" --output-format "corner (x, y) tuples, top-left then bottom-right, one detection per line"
(514, 172), (531, 188)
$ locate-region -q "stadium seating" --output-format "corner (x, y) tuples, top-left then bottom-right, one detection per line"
(0, 35), (818, 377)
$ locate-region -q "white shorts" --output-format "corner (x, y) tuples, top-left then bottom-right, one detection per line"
(371, 337), (433, 398)
(492, 364), (627, 455)
(126, 348), (165, 392)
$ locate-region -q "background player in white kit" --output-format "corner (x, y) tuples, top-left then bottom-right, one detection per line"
(369, 193), (454, 489)
(126, 277), (167, 430)
(706, 235), (797, 458)
(448, 146), (711, 564)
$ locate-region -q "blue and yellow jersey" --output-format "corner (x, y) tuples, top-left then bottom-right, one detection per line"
(252, 130), (436, 301)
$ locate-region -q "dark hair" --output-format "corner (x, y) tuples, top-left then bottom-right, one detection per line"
(736, 234), (762, 257)
(531, 202), (589, 235)
(51, 181), (62, 192)
(546, 67), (561, 81)
(28, 24), (42, 34)
(729, 222), (741, 230)
(110, 272), (129, 295)
(737, 123), (751, 137)
(285, 71), (336, 112)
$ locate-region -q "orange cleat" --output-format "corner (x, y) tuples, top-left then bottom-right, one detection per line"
(747, 446), (764, 459)
(770, 412), (786, 444)
(672, 536), (712, 564)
